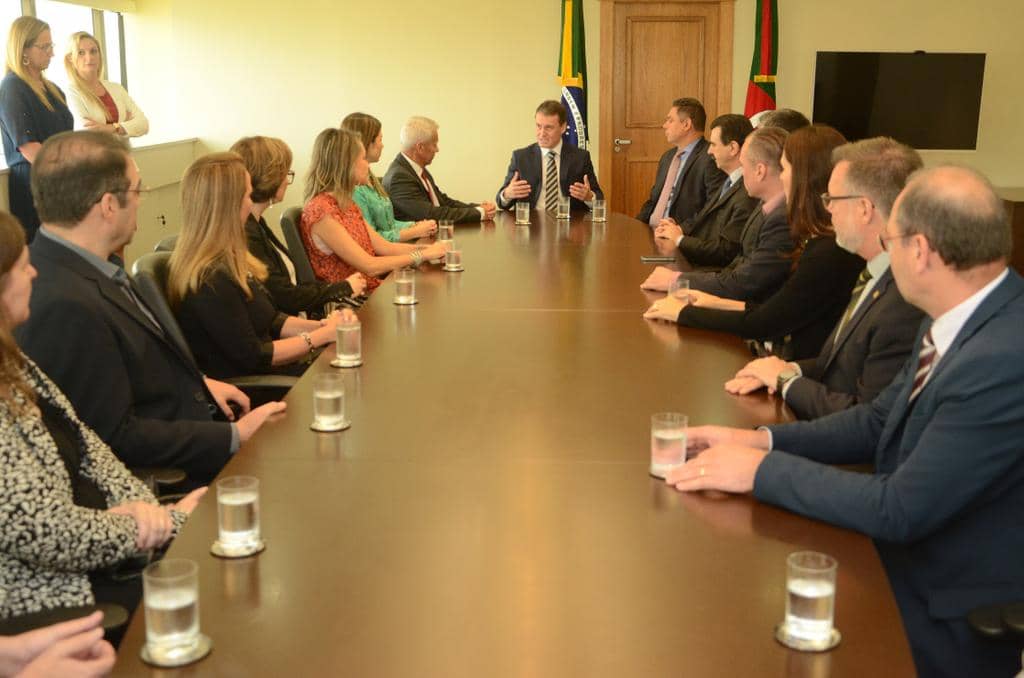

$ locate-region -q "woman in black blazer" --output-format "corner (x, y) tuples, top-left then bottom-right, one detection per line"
(168, 153), (352, 379)
(645, 125), (862, 361)
(231, 136), (365, 316)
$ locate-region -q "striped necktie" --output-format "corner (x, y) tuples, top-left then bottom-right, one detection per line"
(909, 330), (937, 401)
(544, 151), (559, 212)
(833, 267), (873, 343)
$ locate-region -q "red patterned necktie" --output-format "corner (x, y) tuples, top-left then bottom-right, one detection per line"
(421, 171), (437, 206)
(909, 330), (936, 401)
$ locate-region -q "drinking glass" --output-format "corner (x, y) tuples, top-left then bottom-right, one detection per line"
(142, 559), (210, 666)
(444, 247), (463, 271)
(213, 476), (262, 557)
(668, 276), (690, 301)
(649, 412), (688, 479)
(515, 201), (531, 224)
(592, 199), (607, 222)
(311, 372), (349, 431)
(556, 194), (571, 220)
(780, 551), (840, 650)
(393, 268), (417, 305)
(333, 315), (362, 367)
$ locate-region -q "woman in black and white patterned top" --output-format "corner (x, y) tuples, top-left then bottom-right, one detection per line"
(0, 211), (205, 622)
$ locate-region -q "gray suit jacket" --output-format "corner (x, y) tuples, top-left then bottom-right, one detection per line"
(786, 268), (924, 419)
(383, 153), (481, 224)
(678, 178), (758, 268)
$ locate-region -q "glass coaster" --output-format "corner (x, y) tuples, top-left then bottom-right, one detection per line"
(393, 298), (418, 305)
(140, 634), (212, 668)
(330, 357), (362, 368)
(774, 624), (841, 652)
(442, 264), (465, 272)
(310, 419), (351, 432)
(210, 539), (266, 559)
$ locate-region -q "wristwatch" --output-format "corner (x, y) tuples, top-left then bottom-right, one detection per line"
(776, 369), (799, 395)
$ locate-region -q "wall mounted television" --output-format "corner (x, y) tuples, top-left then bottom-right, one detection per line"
(812, 51), (986, 150)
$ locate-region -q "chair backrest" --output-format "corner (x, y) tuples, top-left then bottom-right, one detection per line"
(130, 251), (198, 366)
(154, 234), (178, 252)
(280, 206), (317, 285)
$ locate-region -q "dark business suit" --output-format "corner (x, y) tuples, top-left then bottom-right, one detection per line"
(636, 139), (726, 226)
(383, 153), (481, 224)
(757, 270), (1024, 677)
(245, 214), (352, 316)
(786, 267), (924, 419)
(679, 236), (863, 361)
(16, 233), (231, 484)
(684, 201), (794, 303)
(677, 178), (758, 268)
(495, 142), (603, 212)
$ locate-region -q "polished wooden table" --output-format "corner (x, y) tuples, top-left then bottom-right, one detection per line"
(113, 210), (914, 676)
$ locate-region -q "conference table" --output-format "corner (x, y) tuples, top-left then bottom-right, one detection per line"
(113, 209), (915, 676)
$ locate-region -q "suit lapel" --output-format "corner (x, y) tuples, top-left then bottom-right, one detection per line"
(397, 154), (431, 201)
(700, 176), (742, 218)
(525, 144), (543, 207)
(558, 143), (574, 194)
(824, 269), (894, 369)
(669, 139), (706, 207)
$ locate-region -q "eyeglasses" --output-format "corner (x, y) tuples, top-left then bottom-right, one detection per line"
(878, 232), (913, 252)
(820, 193), (865, 208)
(31, 42), (55, 52)
(286, 170), (295, 185)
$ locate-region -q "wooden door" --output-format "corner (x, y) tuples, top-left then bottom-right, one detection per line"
(599, 0), (734, 218)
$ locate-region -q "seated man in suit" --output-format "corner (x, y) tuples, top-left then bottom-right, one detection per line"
(16, 131), (285, 486)
(637, 97), (726, 228)
(725, 137), (925, 419)
(641, 126), (793, 303)
(653, 113), (757, 268)
(496, 99), (602, 213)
(666, 165), (1024, 677)
(383, 116), (496, 224)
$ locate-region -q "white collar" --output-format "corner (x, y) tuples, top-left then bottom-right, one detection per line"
(929, 268), (1009, 356)
(865, 251), (890, 280)
(402, 152), (428, 178)
(725, 167), (743, 186)
(539, 141), (564, 157)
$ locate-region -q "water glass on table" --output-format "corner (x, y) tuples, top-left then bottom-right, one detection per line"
(777, 551), (841, 651)
(556, 195), (571, 220)
(141, 559), (211, 667)
(515, 201), (531, 224)
(444, 244), (463, 272)
(311, 372), (349, 431)
(649, 412), (687, 479)
(592, 199), (607, 222)
(393, 267), (417, 305)
(332, 314), (362, 367)
(211, 476), (263, 558)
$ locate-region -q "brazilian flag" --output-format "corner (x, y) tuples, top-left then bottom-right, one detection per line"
(559, 0), (588, 149)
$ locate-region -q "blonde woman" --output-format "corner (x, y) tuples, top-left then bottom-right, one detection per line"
(64, 31), (148, 138)
(300, 127), (446, 294)
(231, 135), (365, 316)
(0, 17), (73, 241)
(169, 153), (350, 379)
(341, 112), (436, 243)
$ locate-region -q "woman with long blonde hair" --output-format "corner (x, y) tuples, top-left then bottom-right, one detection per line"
(0, 17), (73, 241)
(342, 112), (436, 243)
(300, 127), (445, 294)
(169, 152), (350, 378)
(64, 31), (148, 139)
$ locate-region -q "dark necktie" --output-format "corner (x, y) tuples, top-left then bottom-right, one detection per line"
(833, 267), (873, 343)
(112, 269), (163, 335)
(909, 330), (937, 401)
(718, 177), (733, 200)
(544, 151), (559, 212)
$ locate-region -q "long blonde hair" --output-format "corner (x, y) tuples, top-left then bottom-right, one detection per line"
(0, 211), (35, 412)
(64, 32), (105, 113)
(5, 17), (66, 111)
(304, 127), (363, 208)
(340, 112), (387, 197)
(168, 152), (267, 306)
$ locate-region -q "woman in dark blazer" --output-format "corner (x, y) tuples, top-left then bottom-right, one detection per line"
(0, 17), (73, 242)
(645, 125), (862, 361)
(231, 136), (365, 316)
(168, 152), (351, 379)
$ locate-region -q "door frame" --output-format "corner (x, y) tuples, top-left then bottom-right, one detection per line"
(598, 0), (735, 208)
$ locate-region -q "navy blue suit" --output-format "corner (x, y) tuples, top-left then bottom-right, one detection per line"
(757, 270), (1024, 677)
(496, 142), (602, 212)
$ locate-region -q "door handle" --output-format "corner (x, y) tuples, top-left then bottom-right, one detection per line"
(614, 138), (632, 146)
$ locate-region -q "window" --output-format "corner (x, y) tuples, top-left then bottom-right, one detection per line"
(0, 4), (22, 44)
(102, 9), (121, 84)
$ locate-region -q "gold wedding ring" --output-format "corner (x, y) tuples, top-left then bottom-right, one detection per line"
(700, 466), (706, 477)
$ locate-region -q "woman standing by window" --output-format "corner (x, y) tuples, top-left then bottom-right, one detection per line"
(64, 31), (148, 139)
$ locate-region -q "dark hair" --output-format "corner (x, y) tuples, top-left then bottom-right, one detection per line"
(709, 114), (753, 148)
(672, 97), (707, 132)
(895, 166), (1012, 270)
(0, 211), (34, 411)
(31, 131), (131, 226)
(535, 100), (567, 125)
(783, 125), (847, 242)
(759, 108), (811, 133)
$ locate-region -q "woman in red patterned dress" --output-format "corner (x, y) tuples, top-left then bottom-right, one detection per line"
(300, 128), (446, 293)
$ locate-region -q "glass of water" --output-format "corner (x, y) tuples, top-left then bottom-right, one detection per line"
(592, 199), (607, 222)
(142, 559), (210, 666)
(668, 275), (690, 301)
(438, 221), (455, 241)
(311, 372), (349, 431)
(649, 412), (688, 479)
(444, 246), (463, 271)
(213, 476), (262, 557)
(780, 551), (839, 650)
(556, 194), (571, 220)
(333, 315), (362, 367)
(393, 267), (417, 305)
(515, 201), (531, 224)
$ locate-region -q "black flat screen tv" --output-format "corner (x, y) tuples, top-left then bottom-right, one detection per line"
(812, 51), (986, 150)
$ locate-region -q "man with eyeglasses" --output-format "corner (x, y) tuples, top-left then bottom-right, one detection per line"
(663, 165), (1024, 677)
(723, 137), (925, 419)
(16, 131), (285, 486)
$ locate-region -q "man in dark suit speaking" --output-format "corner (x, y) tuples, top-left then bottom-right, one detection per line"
(665, 165), (1024, 677)
(636, 97), (725, 228)
(496, 100), (602, 213)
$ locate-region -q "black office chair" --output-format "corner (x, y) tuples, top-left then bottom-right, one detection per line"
(154, 234), (178, 252)
(280, 206), (317, 285)
(130, 252), (296, 405)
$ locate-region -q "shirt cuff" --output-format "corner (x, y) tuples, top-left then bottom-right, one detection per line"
(781, 376), (800, 399)
(756, 425), (774, 451)
(229, 423), (240, 454)
(476, 206), (486, 220)
(674, 234), (684, 246)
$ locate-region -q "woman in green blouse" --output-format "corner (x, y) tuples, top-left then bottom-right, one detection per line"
(342, 112), (437, 242)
